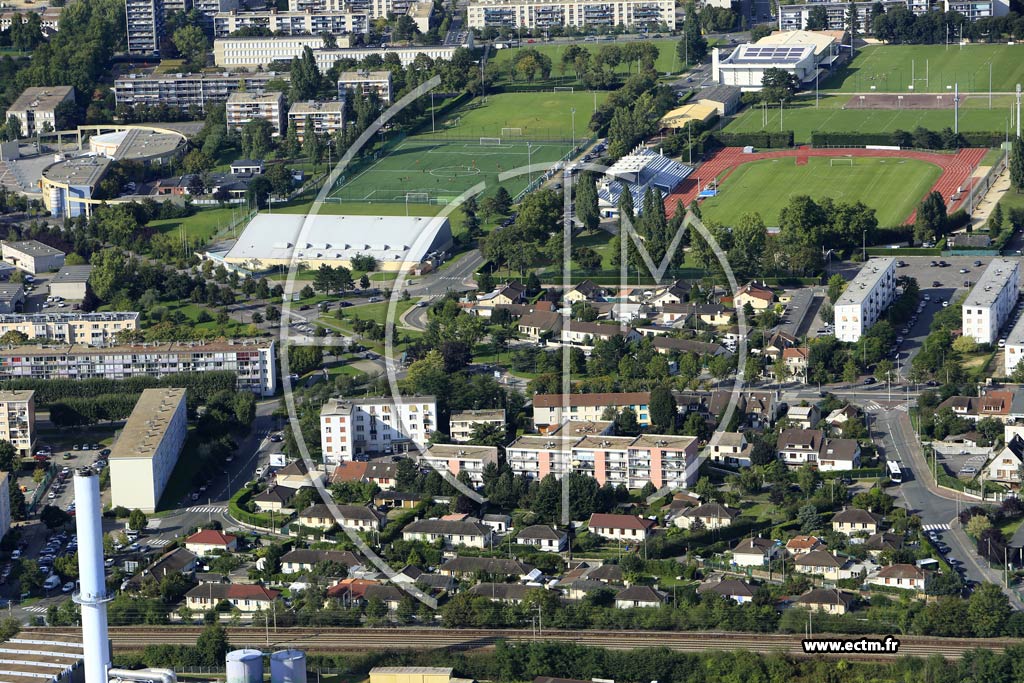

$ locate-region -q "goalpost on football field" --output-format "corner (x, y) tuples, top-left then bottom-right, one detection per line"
(553, 86), (574, 93)
(480, 137), (502, 146)
(501, 127), (523, 137)
(830, 158), (854, 167)
(405, 192), (430, 214)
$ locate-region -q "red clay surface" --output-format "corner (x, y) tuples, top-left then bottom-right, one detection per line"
(665, 146), (988, 225)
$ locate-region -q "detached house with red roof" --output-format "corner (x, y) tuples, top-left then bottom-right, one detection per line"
(185, 583), (279, 612)
(184, 530), (237, 557)
(734, 282), (775, 311)
(588, 513), (656, 542)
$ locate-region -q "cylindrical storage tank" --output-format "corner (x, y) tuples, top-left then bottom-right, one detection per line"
(226, 650), (263, 683)
(270, 650), (306, 683)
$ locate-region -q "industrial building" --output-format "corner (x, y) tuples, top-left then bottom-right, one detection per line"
(109, 388), (188, 513)
(0, 390), (34, 456)
(38, 155), (111, 219)
(337, 70), (394, 103)
(0, 311), (138, 345)
(114, 71), (290, 112)
(214, 8), (368, 36)
(963, 258), (1020, 345)
(465, 0), (676, 30)
(47, 265), (93, 301)
(0, 339), (278, 396)
(0, 283), (25, 313)
(213, 36), (461, 69)
(4, 86), (74, 137)
(320, 395), (437, 464)
(226, 91), (287, 137)
(0, 240), (65, 274)
(287, 100), (346, 141)
(833, 257), (897, 342)
(223, 213), (453, 271)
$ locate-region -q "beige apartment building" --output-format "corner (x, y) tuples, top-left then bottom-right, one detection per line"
(109, 388), (188, 513)
(0, 312), (139, 346)
(0, 391), (34, 456)
(287, 100), (345, 142)
(226, 91), (287, 137)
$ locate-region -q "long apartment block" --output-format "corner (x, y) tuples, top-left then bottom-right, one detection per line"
(213, 36), (460, 69)
(214, 9), (368, 37)
(289, 0), (416, 18)
(532, 392), (651, 429)
(320, 396), (437, 464)
(114, 72), (290, 112)
(0, 340), (277, 396)
(833, 257), (897, 342)
(506, 427), (700, 489)
(0, 312), (139, 346)
(963, 258), (1020, 345)
(466, 0), (676, 29)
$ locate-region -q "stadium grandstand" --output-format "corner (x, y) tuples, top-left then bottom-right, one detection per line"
(597, 149), (693, 217)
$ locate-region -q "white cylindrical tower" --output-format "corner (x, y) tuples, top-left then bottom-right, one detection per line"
(73, 467), (112, 683)
(270, 650), (306, 683)
(226, 650), (263, 683)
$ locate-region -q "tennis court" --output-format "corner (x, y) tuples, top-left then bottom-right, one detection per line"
(330, 136), (574, 205)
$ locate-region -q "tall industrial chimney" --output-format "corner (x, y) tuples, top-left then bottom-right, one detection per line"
(73, 467), (112, 683)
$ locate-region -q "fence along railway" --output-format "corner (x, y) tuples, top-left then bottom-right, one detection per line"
(25, 627), (1018, 660)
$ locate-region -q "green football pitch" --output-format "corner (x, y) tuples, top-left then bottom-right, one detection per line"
(724, 94), (1015, 144)
(698, 156), (942, 227)
(329, 136), (573, 205)
(823, 44), (1024, 93)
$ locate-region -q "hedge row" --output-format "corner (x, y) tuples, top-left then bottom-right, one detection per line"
(228, 485), (287, 531)
(713, 131), (794, 149)
(811, 130), (1006, 149)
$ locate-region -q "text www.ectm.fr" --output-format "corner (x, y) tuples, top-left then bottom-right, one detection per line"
(802, 637), (900, 654)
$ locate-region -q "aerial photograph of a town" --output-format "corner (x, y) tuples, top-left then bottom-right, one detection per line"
(2, 0), (1024, 680)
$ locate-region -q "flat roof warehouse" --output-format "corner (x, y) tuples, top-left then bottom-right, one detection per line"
(224, 214), (453, 270)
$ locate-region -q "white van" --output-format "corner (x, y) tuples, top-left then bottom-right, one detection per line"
(43, 575), (61, 591)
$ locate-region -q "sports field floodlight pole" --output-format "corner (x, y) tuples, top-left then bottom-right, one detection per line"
(571, 107), (576, 150)
(954, 82), (960, 135)
(1016, 84), (1021, 139)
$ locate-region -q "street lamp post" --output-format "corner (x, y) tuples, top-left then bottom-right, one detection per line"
(570, 107), (576, 149)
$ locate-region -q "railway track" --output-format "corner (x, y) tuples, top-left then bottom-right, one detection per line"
(24, 627), (1015, 660)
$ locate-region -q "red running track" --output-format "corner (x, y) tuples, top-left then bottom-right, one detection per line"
(664, 146), (988, 225)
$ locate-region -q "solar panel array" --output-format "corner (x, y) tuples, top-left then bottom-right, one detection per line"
(732, 44), (811, 63)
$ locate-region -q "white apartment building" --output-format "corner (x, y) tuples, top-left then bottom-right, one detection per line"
(963, 258), (1020, 345)
(0, 312), (139, 346)
(287, 100), (345, 141)
(109, 388), (188, 513)
(126, 0), (163, 56)
(1004, 313), (1024, 375)
(449, 409), (505, 442)
(506, 432), (700, 489)
(833, 257), (897, 342)
(320, 395), (436, 464)
(226, 91), (287, 137)
(214, 9), (368, 37)
(777, 0), (900, 32)
(337, 70), (393, 103)
(0, 391), (34, 457)
(943, 0), (1010, 18)
(420, 444), (499, 486)
(213, 36), (459, 69)
(5, 87), (75, 138)
(114, 72), (289, 113)
(290, 0), (416, 18)
(0, 340), (277, 396)
(466, 0), (676, 29)
(532, 391), (650, 429)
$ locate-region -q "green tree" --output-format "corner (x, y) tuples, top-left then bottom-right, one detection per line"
(761, 68), (800, 104)
(805, 5), (829, 29)
(966, 515), (992, 537)
(0, 440), (16, 473)
(128, 508), (147, 531)
(240, 118), (274, 160)
(649, 386), (677, 433)
(575, 172), (600, 234)
(172, 25), (208, 67)
(967, 583), (1011, 637)
(914, 190), (947, 244)
(827, 273), (847, 303)
(1011, 137), (1024, 193)
(290, 46), (322, 101)
(195, 623), (231, 666)
(283, 120), (302, 159)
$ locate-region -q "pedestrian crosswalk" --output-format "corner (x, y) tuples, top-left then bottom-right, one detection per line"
(922, 523), (950, 532)
(148, 538), (172, 548)
(187, 505), (227, 514)
(864, 401), (910, 413)
(23, 605), (47, 614)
